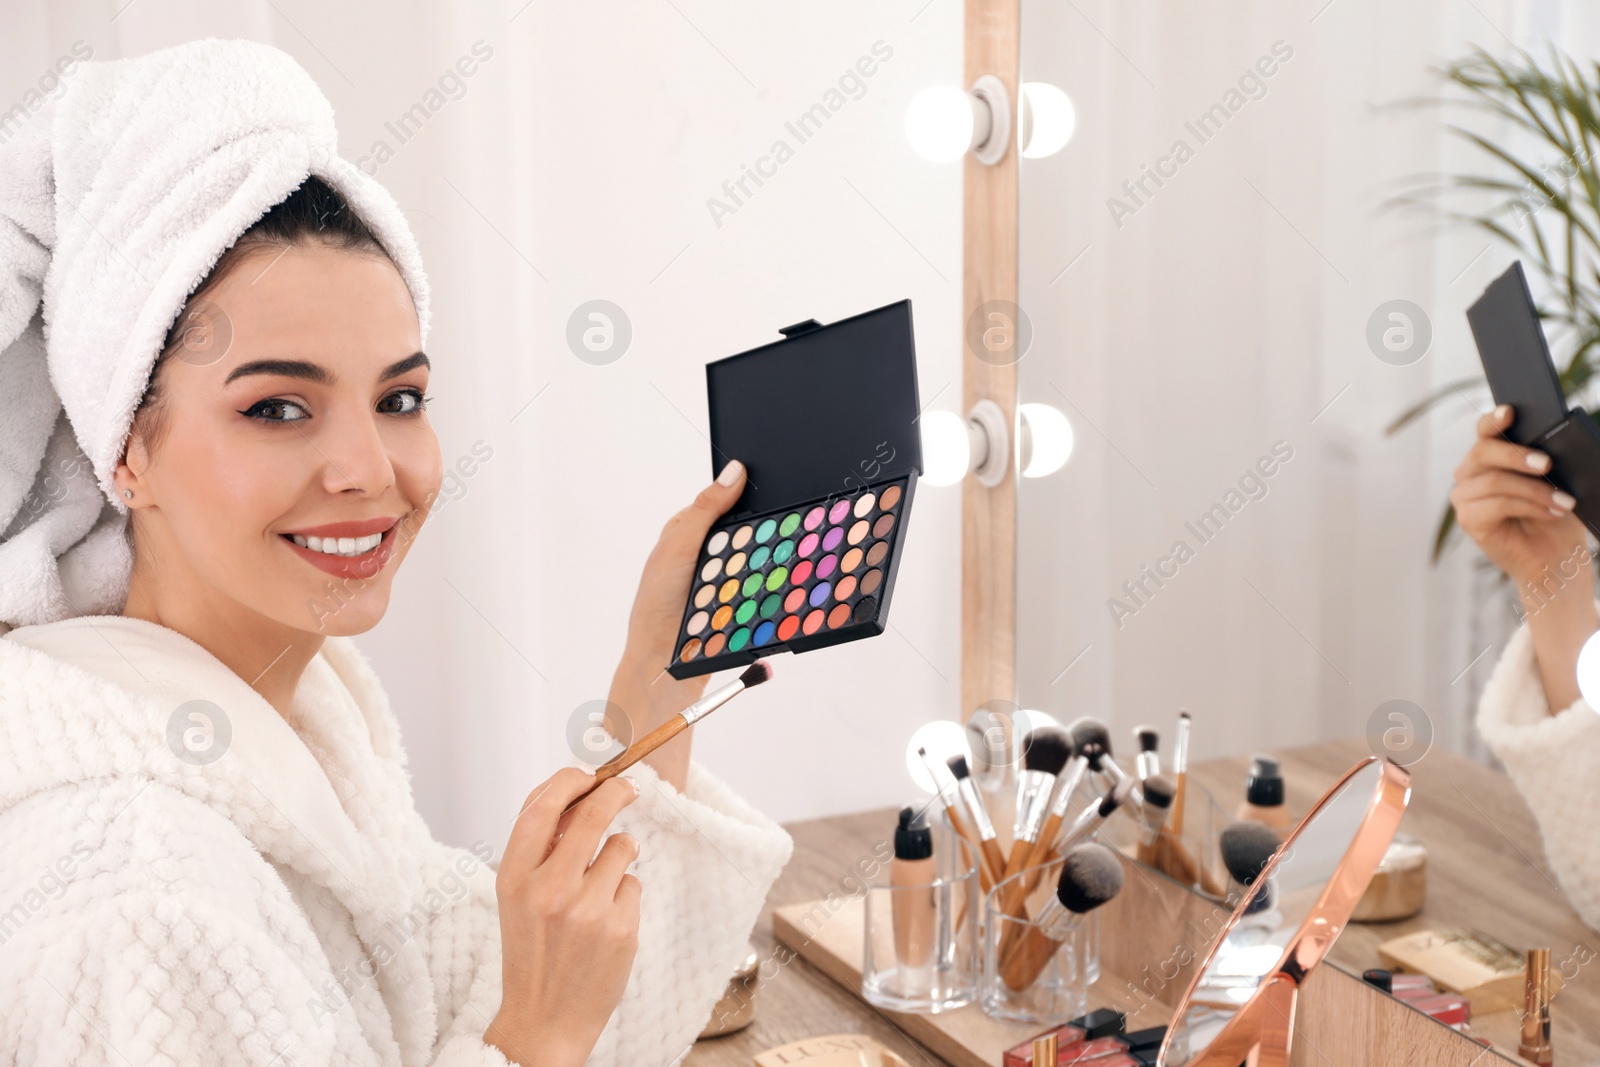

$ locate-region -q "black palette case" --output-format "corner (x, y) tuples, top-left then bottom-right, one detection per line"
(1467, 261), (1600, 535)
(667, 300), (923, 679)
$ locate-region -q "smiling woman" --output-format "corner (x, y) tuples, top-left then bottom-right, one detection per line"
(118, 176), (442, 663)
(0, 38), (791, 1067)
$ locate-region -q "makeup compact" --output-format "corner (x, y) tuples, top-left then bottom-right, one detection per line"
(669, 300), (923, 679)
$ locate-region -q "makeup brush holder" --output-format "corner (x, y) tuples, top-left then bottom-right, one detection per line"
(861, 824), (981, 1013)
(980, 866), (1099, 1024)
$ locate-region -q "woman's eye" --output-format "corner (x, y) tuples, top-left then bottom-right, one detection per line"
(241, 398), (310, 422)
(378, 389), (429, 416)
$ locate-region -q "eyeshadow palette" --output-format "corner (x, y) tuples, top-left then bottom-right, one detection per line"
(669, 300), (923, 678)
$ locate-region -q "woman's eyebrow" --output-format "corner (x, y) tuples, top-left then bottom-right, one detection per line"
(220, 352), (428, 386)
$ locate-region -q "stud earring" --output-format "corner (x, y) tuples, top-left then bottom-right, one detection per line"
(121, 488), (133, 500)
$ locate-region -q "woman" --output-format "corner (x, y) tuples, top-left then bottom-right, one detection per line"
(0, 40), (790, 1066)
(1457, 403), (1600, 931)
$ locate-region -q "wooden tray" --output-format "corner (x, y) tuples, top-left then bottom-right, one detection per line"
(772, 853), (1516, 1066)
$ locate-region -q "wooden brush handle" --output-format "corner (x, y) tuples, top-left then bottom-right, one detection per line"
(563, 715), (689, 813)
(979, 837), (1007, 891)
(1001, 924), (1063, 992)
(1171, 770), (1188, 837)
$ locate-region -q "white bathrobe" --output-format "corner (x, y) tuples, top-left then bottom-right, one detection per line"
(0, 615), (793, 1066)
(1477, 608), (1600, 931)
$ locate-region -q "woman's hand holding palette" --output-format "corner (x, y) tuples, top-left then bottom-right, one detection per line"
(666, 300), (923, 679)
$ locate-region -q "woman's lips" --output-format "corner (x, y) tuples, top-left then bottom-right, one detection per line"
(280, 522), (400, 580)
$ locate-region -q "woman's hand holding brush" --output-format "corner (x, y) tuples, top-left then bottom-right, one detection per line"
(486, 769), (644, 1067)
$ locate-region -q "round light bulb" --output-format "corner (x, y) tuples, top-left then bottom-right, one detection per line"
(1019, 82), (1075, 159)
(921, 409), (972, 486)
(905, 85), (975, 162)
(1577, 630), (1600, 710)
(1019, 403), (1074, 478)
(904, 720), (971, 793)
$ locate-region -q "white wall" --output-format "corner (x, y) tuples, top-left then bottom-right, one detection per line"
(11, 0), (1599, 852)
(1012, 0), (1600, 784)
(3, 0), (967, 848)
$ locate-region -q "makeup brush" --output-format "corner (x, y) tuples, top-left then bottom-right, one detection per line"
(1001, 723), (1074, 883)
(947, 753), (1007, 889)
(916, 745), (987, 891)
(1067, 717), (1138, 803)
(565, 662), (772, 813)
(1052, 776), (1136, 855)
(1135, 726), (1160, 782)
(1219, 820), (1281, 913)
(1005, 774), (1130, 918)
(1133, 773), (1176, 866)
(1001, 843), (1124, 991)
(1007, 746), (1091, 889)
(1171, 709), (1192, 837)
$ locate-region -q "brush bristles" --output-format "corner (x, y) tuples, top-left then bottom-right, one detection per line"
(1136, 726), (1159, 753)
(1220, 821), (1281, 886)
(1141, 773), (1176, 809)
(738, 661), (773, 688)
(1099, 777), (1135, 817)
(1068, 717), (1112, 757)
(1023, 725), (1074, 775)
(946, 754), (971, 781)
(1058, 843), (1125, 913)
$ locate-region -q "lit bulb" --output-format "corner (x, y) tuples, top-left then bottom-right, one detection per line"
(1019, 403), (1074, 478)
(1019, 82), (1075, 159)
(921, 409), (971, 485)
(905, 85), (976, 162)
(1577, 630), (1600, 710)
(905, 720), (970, 792)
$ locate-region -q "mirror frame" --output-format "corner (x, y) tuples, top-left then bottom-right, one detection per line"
(1158, 756), (1412, 1067)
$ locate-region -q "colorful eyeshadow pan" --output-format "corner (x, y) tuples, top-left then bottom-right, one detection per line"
(666, 299), (921, 679)
(671, 477), (914, 677)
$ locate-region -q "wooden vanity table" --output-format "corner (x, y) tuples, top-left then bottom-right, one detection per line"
(684, 739), (1597, 1067)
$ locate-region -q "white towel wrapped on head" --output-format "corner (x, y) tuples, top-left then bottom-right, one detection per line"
(0, 37), (431, 628)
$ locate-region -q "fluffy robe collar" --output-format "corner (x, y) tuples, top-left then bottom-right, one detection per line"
(0, 615), (441, 1062)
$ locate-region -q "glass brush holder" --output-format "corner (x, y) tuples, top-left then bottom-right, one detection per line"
(861, 818), (981, 1012)
(981, 861), (1100, 1024)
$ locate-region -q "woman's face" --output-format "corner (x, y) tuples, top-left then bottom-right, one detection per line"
(120, 242), (442, 636)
